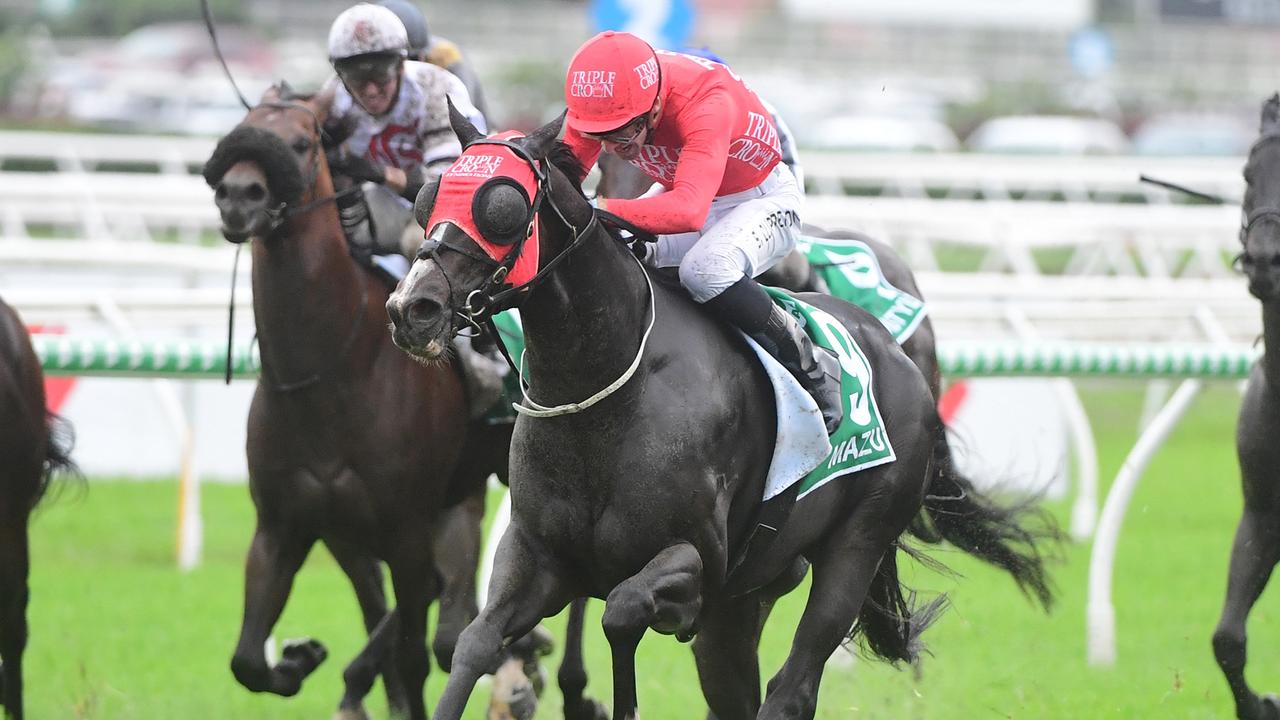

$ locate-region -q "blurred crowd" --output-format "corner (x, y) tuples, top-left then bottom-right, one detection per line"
(0, 0), (1273, 156)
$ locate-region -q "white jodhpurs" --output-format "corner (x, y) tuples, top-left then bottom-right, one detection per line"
(646, 163), (803, 303)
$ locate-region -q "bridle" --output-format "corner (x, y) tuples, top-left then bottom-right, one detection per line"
(220, 95), (367, 390)
(237, 97), (362, 241)
(415, 136), (659, 417)
(416, 137), (606, 329)
(1241, 132), (1280, 245)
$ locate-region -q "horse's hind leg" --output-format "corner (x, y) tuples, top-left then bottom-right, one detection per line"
(556, 599), (608, 720)
(758, 491), (927, 720)
(230, 522), (324, 696)
(1213, 506), (1280, 720)
(691, 591), (775, 720)
(601, 543), (704, 720)
(325, 539), (408, 719)
(0, 518), (30, 720)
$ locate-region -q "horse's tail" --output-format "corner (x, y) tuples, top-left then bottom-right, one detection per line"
(910, 423), (1061, 611)
(847, 544), (948, 665)
(35, 410), (81, 508)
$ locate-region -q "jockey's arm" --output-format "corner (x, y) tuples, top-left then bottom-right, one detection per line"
(605, 91), (733, 234)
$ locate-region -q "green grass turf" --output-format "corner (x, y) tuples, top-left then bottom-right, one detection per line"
(20, 383), (1277, 718)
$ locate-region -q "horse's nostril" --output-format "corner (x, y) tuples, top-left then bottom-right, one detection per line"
(406, 298), (441, 326)
(246, 183), (266, 203)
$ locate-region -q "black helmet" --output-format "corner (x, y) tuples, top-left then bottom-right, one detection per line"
(376, 0), (430, 57)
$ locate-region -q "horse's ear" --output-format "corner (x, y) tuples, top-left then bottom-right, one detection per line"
(414, 177), (441, 229)
(1263, 93), (1280, 132)
(313, 83), (336, 119)
(522, 110), (566, 159)
(447, 97), (484, 147)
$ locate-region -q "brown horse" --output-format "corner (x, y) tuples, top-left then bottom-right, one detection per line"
(203, 84), (510, 720)
(0, 296), (77, 720)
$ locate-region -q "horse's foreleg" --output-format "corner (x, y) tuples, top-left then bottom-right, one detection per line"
(230, 523), (321, 696)
(431, 489), (484, 672)
(325, 539), (407, 719)
(558, 599), (608, 720)
(0, 520), (29, 720)
(436, 525), (571, 720)
(601, 543), (704, 720)
(388, 541), (441, 720)
(1213, 507), (1280, 720)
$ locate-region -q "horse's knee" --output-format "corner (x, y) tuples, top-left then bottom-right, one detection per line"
(601, 588), (653, 646)
(450, 621), (505, 676)
(230, 653), (271, 693)
(1214, 626), (1248, 671)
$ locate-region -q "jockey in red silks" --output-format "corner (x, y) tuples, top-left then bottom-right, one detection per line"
(562, 31), (842, 432)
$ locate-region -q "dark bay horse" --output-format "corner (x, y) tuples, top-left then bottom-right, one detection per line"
(0, 296), (77, 720)
(203, 84), (510, 720)
(1213, 92), (1280, 720)
(388, 108), (1056, 720)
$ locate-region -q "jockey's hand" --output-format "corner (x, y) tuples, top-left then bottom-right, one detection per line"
(328, 151), (386, 184)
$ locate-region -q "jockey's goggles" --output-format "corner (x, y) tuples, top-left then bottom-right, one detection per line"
(584, 114), (647, 148)
(334, 54), (401, 88)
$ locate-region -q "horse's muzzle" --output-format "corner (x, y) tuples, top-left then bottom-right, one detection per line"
(213, 170), (273, 243)
(386, 294), (450, 359)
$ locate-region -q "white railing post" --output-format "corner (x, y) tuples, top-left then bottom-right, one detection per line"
(1086, 378), (1202, 666)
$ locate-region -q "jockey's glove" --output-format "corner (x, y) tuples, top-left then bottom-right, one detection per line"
(328, 151), (386, 185)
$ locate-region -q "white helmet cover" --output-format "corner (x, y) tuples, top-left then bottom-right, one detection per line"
(328, 3), (409, 62)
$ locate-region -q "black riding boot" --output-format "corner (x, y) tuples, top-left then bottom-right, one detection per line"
(704, 277), (844, 435)
(751, 304), (843, 435)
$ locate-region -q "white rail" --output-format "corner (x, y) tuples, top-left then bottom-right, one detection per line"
(0, 131), (1244, 203)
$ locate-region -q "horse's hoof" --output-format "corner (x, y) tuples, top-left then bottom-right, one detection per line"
(565, 697), (610, 720)
(489, 657), (538, 720)
(1261, 694), (1280, 720)
(279, 637), (328, 677)
(332, 707), (371, 720)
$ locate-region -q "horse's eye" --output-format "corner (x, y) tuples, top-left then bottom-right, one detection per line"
(292, 138), (312, 154)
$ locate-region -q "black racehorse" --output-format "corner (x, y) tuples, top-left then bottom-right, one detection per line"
(0, 296), (77, 720)
(1213, 92), (1280, 720)
(204, 83), (513, 720)
(387, 107), (1056, 720)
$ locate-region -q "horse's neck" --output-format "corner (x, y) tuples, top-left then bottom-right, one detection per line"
(1262, 301), (1280, 391)
(520, 229), (652, 398)
(251, 210), (366, 382)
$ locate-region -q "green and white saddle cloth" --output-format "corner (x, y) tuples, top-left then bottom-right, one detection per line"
(757, 287), (896, 501)
(797, 234), (927, 344)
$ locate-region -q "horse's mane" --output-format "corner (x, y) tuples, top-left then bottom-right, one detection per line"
(546, 140), (586, 196)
